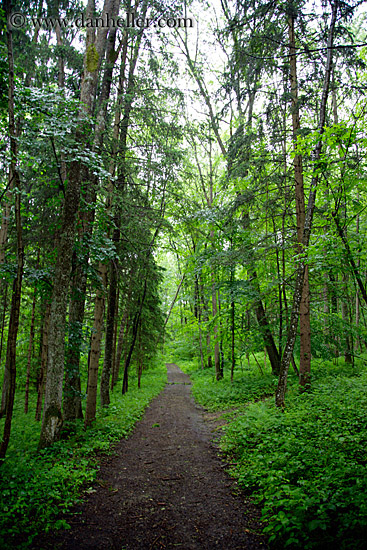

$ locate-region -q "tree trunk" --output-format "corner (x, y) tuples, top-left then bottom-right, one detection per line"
(211, 270), (222, 381)
(38, 0), (113, 448)
(252, 270), (281, 375)
(341, 273), (352, 363)
(288, 13), (311, 389)
(276, 2), (337, 408)
(0, 282), (8, 373)
(63, 188), (96, 422)
(112, 311), (129, 390)
(63, 257), (87, 422)
(100, 228), (120, 407)
(84, 263), (107, 427)
(24, 284), (37, 414)
(137, 319), (143, 389)
(38, 160), (82, 448)
(0, 5), (24, 457)
(35, 302), (51, 422)
(231, 298), (235, 383)
(122, 280), (147, 395)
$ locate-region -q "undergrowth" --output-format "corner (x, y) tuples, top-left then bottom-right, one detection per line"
(182, 354), (367, 549)
(0, 361), (167, 549)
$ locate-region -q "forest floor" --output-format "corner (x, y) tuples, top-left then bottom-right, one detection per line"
(33, 364), (268, 550)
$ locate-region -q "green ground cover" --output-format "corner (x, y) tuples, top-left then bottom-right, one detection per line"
(0, 361), (167, 549)
(181, 356), (367, 549)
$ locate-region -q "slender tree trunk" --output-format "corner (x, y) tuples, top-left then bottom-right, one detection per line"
(24, 284), (37, 414)
(0, 197), (23, 458)
(276, 2), (337, 408)
(341, 273), (352, 363)
(100, 234), (120, 407)
(231, 298), (235, 383)
(84, 264), (107, 427)
(137, 319), (143, 389)
(99, 3), (147, 403)
(63, 258), (87, 422)
(0, 282), (8, 370)
(198, 319), (205, 370)
(164, 275), (185, 328)
(0, 6), (24, 457)
(35, 302), (51, 422)
(0, 284), (9, 417)
(355, 203), (361, 351)
(122, 280), (147, 395)
(112, 311), (129, 389)
(211, 270), (222, 381)
(252, 270), (281, 375)
(63, 185), (98, 422)
(288, 13), (311, 389)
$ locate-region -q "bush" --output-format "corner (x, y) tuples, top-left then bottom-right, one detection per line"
(221, 366), (367, 549)
(0, 362), (167, 549)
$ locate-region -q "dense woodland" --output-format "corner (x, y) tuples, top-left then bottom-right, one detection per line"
(1, 0), (367, 547)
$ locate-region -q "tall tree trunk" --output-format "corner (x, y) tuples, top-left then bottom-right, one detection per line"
(98, 3), (147, 403)
(276, 2), (337, 408)
(288, 13), (311, 389)
(112, 311), (129, 390)
(211, 269), (222, 381)
(355, 201), (361, 352)
(100, 240), (119, 407)
(83, 17), (128, 423)
(122, 280), (147, 395)
(0, 282), (8, 371)
(38, 159), (82, 448)
(38, 0), (113, 448)
(0, 284), (9, 417)
(63, 257), (87, 422)
(84, 264), (107, 427)
(35, 302), (51, 422)
(0, 6), (24, 457)
(63, 0), (119, 421)
(341, 273), (352, 363)
(137, 319), (143, 389)
(24, 284), (37, 414)
(252, 272), (281, 375)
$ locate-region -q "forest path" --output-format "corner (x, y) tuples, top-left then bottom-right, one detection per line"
(39, 364), (267, 550)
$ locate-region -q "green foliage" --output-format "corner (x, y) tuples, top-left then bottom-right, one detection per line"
(182, 356), (367, 548)
(188, 364), (277, 411)
(220, 360), (367, 549)
(0, 362), (167, 549)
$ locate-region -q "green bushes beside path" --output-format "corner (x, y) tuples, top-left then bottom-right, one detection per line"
(0, 363), (167, 550)
(183, 356), (367, 549)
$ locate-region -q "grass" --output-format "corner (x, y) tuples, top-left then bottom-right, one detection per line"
(0, 360), (167, 549)
(179, 354), (367, 549)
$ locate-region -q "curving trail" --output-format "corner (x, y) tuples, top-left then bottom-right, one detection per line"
(36, 364), (267, 549)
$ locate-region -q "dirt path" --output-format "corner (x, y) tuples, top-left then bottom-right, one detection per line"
(37, 364), (267, 549)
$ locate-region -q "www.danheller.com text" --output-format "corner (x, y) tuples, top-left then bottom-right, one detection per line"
(8, 11), (195, 30)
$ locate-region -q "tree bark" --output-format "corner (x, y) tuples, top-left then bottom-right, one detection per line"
(288, 13), (311, 389)
(252, 271), (281, 375)
(100, 244), (119, 407)
(38, 0), (114, 448)
(211, 269), (222, 381)
(0, 6), (24, 458)
(84, 264), (107, 427)
(35, 302), (51, 422)
(24, 284), (37, 414)
(276, 2), (338, 408)
(122, 280), (147, 395)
